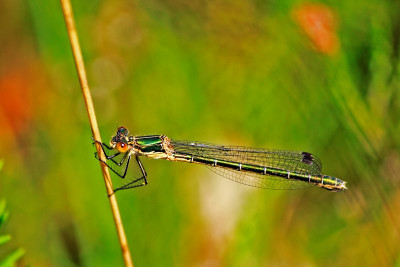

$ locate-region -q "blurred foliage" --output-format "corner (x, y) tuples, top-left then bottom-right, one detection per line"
(1, 0), (400, 266)
(0, 162), (25, 267)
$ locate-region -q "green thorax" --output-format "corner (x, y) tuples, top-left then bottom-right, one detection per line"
(135, 135), (164, 153)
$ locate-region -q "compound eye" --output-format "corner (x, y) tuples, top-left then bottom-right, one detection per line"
(116, 142), (129, 153)
(117, 127), (129, 136)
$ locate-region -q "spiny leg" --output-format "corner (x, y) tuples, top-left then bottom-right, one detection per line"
(92, 139), (148, 194)
(93, 140), (125, 165)
(92, 140), (132, 179)
(112, 177), (147, 194)
(136, 155), (148, 185)
(118, 154), (131, 178)
(93, 140), (118, 157)
(103, 153), (131, 179)
(112, 156), (148, 194)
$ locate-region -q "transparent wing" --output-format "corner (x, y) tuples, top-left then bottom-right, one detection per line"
(172, 139), (321, 190)
(172, 140), (322, 175)
(206, 166), (313, 190)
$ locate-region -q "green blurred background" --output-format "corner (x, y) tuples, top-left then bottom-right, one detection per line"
(1, 0), (400, 266)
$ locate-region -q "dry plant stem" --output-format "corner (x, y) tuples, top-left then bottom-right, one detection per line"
(60, 0), (134, 266)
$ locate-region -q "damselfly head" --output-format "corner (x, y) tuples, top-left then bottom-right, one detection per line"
(110, 127), (130, 147)
(111, 135), (119, 143)
(117, 126), (129, 137)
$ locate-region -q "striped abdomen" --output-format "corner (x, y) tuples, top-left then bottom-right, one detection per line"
(173, 153), (347, 192)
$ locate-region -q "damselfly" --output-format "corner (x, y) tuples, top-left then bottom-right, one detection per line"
(93, 127), (347, 193)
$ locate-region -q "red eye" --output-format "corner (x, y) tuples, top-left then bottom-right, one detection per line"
(116, 142), (129, 153)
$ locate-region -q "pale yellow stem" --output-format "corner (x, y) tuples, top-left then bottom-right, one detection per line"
(60, 1), (134, 266)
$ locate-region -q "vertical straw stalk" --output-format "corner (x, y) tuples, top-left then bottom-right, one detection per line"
(60, 0), (134, 266)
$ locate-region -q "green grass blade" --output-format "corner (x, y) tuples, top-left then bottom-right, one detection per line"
(0, 200), (9, 229)
(0, 248), (25, 267)
(0, 235), (11, 246)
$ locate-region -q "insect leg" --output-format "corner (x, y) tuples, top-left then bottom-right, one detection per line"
(135, 155), (148, 185)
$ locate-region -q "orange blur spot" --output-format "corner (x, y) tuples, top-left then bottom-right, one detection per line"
(293, 3), (340, 55)
(0, 72), (32, 135)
